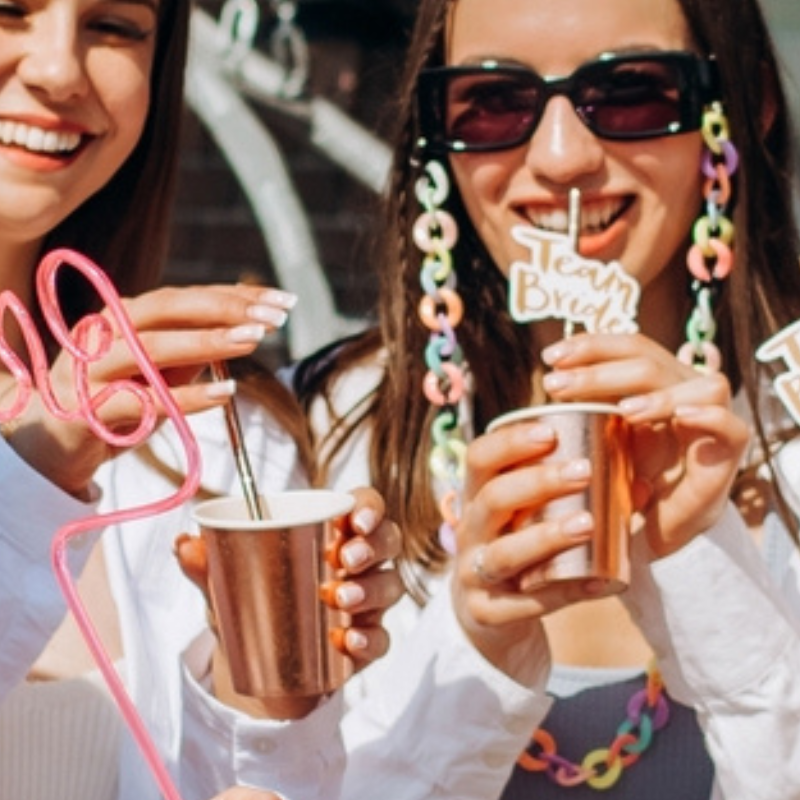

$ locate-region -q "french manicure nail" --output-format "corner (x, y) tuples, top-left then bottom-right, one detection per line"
(542, 371), (572, 392)
(259, 289), (298, 309)
(541, 341), (573, 365)
(619, 396), (649, 414)
(247, 305), (289, 327)
(560, 458), (591, 481)
(226, 323), (266, 344)
(526, 423), (556, 443)
(562, 511), (593, 537)
(341, 540), (372, 570)
(346, 630), (369, 651)
(353, 507), (377, 535)
(336, 583), (366, 608)
(205, 378), (236, 399)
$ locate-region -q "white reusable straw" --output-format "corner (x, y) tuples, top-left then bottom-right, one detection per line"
(564, 187), (582, 338)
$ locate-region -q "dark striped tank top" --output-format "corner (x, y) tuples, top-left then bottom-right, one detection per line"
(501, 667), (714, 799)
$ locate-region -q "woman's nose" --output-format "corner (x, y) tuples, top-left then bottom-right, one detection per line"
(16, 13), (90, 102)
(524, 96), (605, 185)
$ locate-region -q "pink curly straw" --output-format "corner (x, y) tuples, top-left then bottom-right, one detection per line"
(0, 249), (199, 800)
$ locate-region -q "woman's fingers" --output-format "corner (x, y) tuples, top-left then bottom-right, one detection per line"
(461, 452), (591, 552)
(210, 789), (284, 800)
(464, 420), (558, 499)
(459, 514), (594, 588)
(174, 533), (209, 595)
(457, 574), (614, 628)
(118, 283), (296, 332)
(541, 332), (696, 401)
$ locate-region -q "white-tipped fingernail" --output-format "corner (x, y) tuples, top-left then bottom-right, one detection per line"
(562, 511), (593, 537)
(336, 583), (366, 608)
(206, 378), (236, 399)
(560, 458), (591, 481)
(226, 323), (266, 343)
(346, 630), (369, 651)
(341, 540), (372, 570)
(353, 507), (378, 535)
(247, 305), (289, 327)
(259, 289), (298, 309)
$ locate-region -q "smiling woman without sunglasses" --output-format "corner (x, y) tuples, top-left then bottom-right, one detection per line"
(0, 0), (402, 797)
(290, 0), (800, 797)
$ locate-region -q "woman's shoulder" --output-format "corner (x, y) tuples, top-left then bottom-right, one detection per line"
(289, 329), (386, 417)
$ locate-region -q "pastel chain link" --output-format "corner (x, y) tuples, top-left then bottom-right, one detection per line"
(679, 101), (738, 372)
(518, 661), (670, 790)
(415, 160), (467, 554)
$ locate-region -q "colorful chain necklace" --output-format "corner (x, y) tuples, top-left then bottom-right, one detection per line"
(517, 660), (670, 790)
(414, 158), (468, 556)
(678, 101), (738, 372)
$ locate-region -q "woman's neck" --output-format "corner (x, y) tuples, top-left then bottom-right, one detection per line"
(0, 239), (43, 304)
(0, 239), (45, 356)
(543, 594), (652, 668)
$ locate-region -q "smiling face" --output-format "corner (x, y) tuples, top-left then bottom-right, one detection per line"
(0, 0), (157, 252)
(445, 0), (704, 334)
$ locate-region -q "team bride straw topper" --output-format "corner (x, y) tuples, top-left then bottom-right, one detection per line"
(0, 249), (200, 800)
(508, 188), (641, 335)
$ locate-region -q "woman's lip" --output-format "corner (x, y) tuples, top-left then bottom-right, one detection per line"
(576, 215), (629, 258)
(0, 113), (90, 135)
(0, 138), (87, 172)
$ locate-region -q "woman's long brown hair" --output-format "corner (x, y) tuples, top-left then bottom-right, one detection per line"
(296, 0), (800, 601)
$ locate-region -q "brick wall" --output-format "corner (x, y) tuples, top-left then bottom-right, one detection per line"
(164, 0), (417, 368)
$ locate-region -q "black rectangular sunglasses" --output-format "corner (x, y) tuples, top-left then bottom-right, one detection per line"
(417, 51), (718, 153)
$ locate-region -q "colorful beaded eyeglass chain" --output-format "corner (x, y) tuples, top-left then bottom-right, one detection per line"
(414, 158), (468, 556)
(517, 660), (670, 790)
(678, 101), (738, 372)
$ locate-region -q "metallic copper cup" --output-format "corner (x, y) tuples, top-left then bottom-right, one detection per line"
(488, 403), (632, 594)
(192, 490), (355, 700)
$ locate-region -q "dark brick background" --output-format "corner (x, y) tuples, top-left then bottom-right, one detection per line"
(164, 0), (800, 370)
(165, 0), (418, 368)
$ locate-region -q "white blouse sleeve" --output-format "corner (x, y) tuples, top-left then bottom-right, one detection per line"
(0, 438), (100, 699)
(340, 581), (554, 800)
(177, 632), (346, 800)
(623, 502), (800, 800)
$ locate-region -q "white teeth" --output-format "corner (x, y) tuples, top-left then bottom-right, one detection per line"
(528, 198), (624, 234)
(0, 120), (82, 154)
(530, 207), (570, 233)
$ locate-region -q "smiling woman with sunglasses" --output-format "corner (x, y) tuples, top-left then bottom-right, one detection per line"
(291, 0), (800, 797)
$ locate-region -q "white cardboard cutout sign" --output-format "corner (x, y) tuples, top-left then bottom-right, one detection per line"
(507, 224), (641, 334)
(756, 318), (800, 428)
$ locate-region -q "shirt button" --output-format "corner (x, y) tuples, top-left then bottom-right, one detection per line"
(254, 738), (278, 755)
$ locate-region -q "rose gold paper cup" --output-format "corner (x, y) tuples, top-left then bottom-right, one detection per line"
(487, 403), (632, 594)
(192, 490), (355, 700)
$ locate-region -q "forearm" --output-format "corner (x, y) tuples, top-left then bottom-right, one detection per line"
(341, 584), (553, 800)
(624, 503), (800, 798)
(0, 439), (99, 696)
(178, 632), (346, 800)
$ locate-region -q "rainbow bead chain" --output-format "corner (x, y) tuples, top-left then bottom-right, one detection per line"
(415, 159), (468, 555)
(679, 102), (738, 373)
(517, 661), (670, 790)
